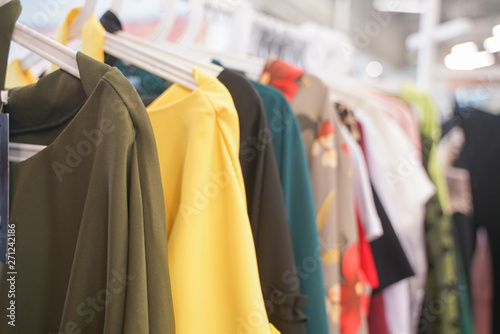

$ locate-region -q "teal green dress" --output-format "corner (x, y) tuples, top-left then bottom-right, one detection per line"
(251, 81), (330, 334)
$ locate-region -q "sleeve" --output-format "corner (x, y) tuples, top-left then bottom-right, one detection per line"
(114, 73), (176, 333)
(121, 76), (175, 333)
(253, 127), (308, 332)
(123, 140), (175, 333)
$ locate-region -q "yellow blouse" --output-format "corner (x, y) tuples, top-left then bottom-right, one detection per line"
(147, 69), (278, 334)
(5, 59), (37, 89)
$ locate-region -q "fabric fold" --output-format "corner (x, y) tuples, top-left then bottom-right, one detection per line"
(261, 282), (309, 322)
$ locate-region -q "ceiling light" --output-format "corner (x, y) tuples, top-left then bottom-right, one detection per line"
(484, 36), (500, 53)
(451, 42), (478, 54)
(373, 0), (423, 14)
(366, 61), (383, 78)
(493, 25), (500, 37)
(473, 51), (495, 69)
(444, 51), (495, 71)
(444, 53), (475, 71)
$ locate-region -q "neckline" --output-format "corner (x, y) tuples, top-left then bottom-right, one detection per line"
(146, 67), (214, 113)
(8, 52), (112, 169)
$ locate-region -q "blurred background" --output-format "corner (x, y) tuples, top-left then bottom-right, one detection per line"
(11, 0), (500, 117)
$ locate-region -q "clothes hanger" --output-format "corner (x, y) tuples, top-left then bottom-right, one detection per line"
(104, 0), (221, 78)
(69, 0), (97, 40)
(176, 0), (204, 46)
(114, 31), (223, 78)
(12, 22), (80, 79)
(105, 0), (222, 78)
(118, 0), (261, 80)
(100, 0), (205, 88)
(103, 32), (199, 90)
(110, 0), (123, 16)
(16, 2), (200, 90)
(149, 0), (177, 43)
(183, 44), (266, 80)
(181, 0), (266, 80)
(19, 0), (98, 71)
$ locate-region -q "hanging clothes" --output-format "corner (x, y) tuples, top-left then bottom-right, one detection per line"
(354, 98), (435, 334)
(146, 69), (278, 334)
(0, 0), (20, 281)
(451, 104), (500, 334)
(52, 7), (105, 63)
(0, 0), (18, 89)
(340, 125), (383, 242)
(400, 84), (466, 334)
(259, 58), (304, 102)
(251, 80), (330, 334)
(471, 227), (493, 334)
(439, 126), (475, 297)
(356, 216), (379, 291)
(98, 11), (305, 332)
(0, 38), (175, 334)
(355, 122), (415, 294)
(368, 293), (389, 334)
(217, 68), (308, 333)
(369, 185), (415, 293)
(366, 91), (422, 159)
(290, 73), (370, 334)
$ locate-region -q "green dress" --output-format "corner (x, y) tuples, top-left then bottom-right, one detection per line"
(0, 5), (175, 330)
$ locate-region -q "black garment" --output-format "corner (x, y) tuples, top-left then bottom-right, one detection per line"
(452, 212), (475, 298)
(453, 105), (500, 333)
(218, 69), (308, 333)
(99, 10), (122, 67)
(370, 186), (415, 294)
(442, 116), (476, 299)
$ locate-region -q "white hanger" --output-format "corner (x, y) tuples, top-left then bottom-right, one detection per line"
(110, 0), (123, 16)
(177, 0), (204, 46)
(12, 22), (80, 78)
(115, 30), (223, 78)
(149, 0), (177, 43)
(102, 0), (201, 89)
(106, 0), (222, 77)
(69, 0), (98, 40)
(185, 44), (265, 80)
(19, 0), (97, 71)
(183, 0), (265, 80)
(14, 5), (199, 89)
(103, 32), (199, 90)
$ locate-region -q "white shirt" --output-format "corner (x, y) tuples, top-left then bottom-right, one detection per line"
(355, 107), (435, 334)
(341, 126), (383, 241)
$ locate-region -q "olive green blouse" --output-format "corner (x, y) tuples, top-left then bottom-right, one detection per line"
(0, 4), (175, 330)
